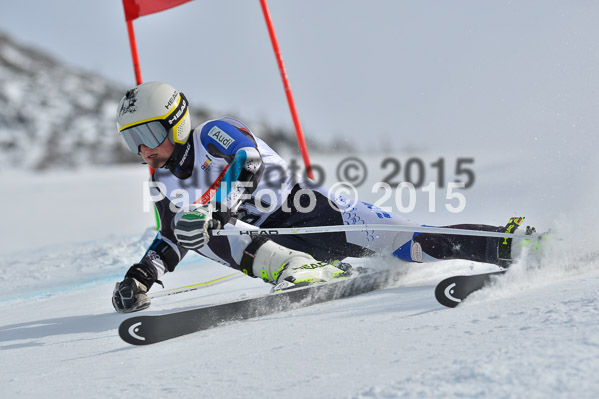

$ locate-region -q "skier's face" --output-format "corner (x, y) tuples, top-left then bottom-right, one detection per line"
(139, 139), (175, 169)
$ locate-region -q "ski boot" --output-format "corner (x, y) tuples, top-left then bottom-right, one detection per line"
(499, 216), (549, 268)
(240, 239), (352, 292)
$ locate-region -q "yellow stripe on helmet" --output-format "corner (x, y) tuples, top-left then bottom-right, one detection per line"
(171, 107), (190, 144)
(118, 94), (182, 132)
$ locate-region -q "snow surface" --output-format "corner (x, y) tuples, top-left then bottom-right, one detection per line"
(1, 153), (599, 398)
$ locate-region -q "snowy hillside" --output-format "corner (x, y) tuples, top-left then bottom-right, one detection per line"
(0, 32), (330, 171)
(1, 148), (599, 398)
(0, 33), (137, 170)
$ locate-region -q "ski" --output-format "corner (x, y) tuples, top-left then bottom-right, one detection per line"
(119, 269), (397, 345)
(434, 270), (507, 308)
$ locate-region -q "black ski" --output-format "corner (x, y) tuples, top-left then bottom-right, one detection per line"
(434, 270), (507, 308)
(119, 270), (396, 345)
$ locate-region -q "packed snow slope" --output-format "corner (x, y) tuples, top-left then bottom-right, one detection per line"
(1, 150), (599, 398)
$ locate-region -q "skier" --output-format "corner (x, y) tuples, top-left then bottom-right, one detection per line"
(112, 82), (528, 313)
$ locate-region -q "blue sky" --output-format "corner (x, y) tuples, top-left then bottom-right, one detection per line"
(1, 0), (599, 160)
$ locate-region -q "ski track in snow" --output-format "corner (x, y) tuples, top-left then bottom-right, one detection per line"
(1, 164), (599, 398)
(2, 234), (598, 398)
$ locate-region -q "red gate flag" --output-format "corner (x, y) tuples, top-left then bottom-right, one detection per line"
(123, 0), (193, 21)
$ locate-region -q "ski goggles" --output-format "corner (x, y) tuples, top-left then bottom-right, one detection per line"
(119, 92), (189, 153)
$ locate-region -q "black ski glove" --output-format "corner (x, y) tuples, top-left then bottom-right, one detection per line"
(112, 277), (151, 313)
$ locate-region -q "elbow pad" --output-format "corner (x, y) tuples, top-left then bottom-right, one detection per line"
(215, 147), (264, 209)
(233, 147), (263, 184)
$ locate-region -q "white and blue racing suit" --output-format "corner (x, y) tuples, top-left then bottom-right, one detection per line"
(124, 117), (506, 288)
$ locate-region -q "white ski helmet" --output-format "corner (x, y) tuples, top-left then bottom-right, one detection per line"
(116, 81), (191, 153)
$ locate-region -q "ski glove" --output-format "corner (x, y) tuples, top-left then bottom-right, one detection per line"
(112, 277), (151, 313)
(174, 205), (221, 250)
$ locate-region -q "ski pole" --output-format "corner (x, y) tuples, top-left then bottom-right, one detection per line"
(211, 224), (536, 239)
(149, 273), (243, 299)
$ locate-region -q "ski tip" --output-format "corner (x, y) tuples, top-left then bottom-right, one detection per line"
(434, 271), (507, 308)
(119, 317), (153, 345)
(434, 279), (461, 308)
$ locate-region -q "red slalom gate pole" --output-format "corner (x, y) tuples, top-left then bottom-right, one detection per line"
(124, 17), (160, 228)
(125, 19), (154, 174)
(259, 0), (315, 179)
(125, 19), (143, 86)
